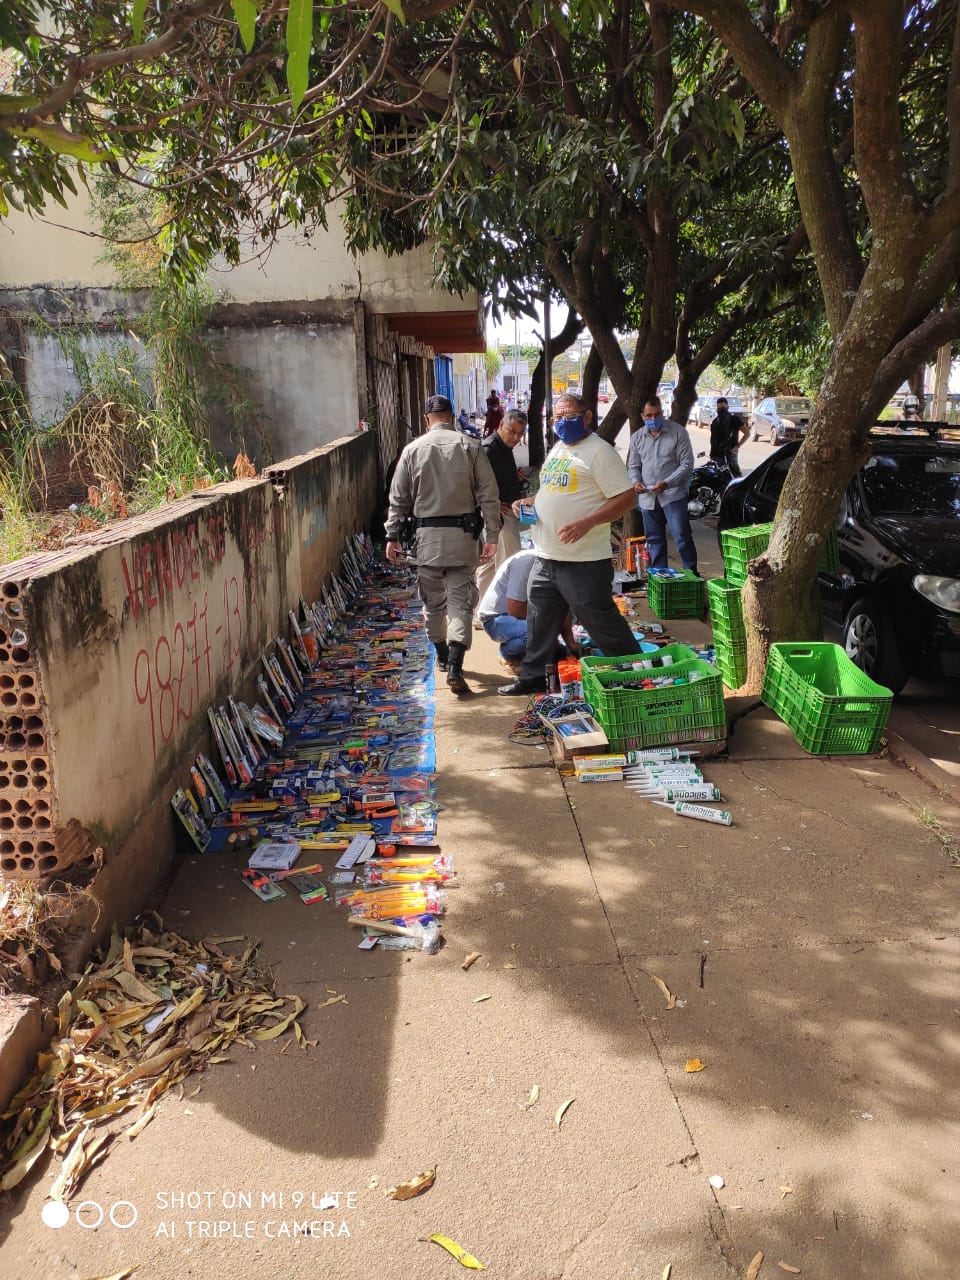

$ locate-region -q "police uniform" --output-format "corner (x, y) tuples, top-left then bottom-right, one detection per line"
(385, 415), (500, 655)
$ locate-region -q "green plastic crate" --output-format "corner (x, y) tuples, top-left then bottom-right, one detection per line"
(647, 569), (706, 619)
(706, 577), (747, 687)
(721, 523), (840, 586)
(714, 641), (748, 690)
(761, 642), (892, 755)
(720, 524), (772, 586)
(581, 658), (726, 751)
(707, 578), (746, 639)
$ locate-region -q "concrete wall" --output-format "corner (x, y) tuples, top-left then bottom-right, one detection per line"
(0, 195), (470, 319)
(0, 434), (378, 905)
(206, 321), (360, 462)
(0, 194), (105, 286)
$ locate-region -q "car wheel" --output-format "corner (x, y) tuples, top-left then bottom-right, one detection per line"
(842, 598), (908, 694)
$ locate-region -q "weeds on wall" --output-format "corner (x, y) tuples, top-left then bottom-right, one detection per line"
(0, 283), (273, 564)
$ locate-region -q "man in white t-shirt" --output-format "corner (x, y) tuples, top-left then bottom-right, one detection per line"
(498, 393), (638, 695)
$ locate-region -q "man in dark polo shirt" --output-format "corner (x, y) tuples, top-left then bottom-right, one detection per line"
(475, 409), (528, 606)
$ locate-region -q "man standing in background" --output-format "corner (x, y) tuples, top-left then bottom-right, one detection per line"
(709, 396), (750, 476)
(385, 395), (500, 695)
(475, 408), (528, 610)
(628, 395), (698, 574)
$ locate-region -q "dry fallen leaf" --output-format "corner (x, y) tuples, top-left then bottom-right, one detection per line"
(651, 974), (677, 1009)
(385, 1168), (435, 1201)
(525, 1084), (540, 1110)
(555, 1098), (575, 1128)
(777, 1264), (801, 1275)
(461, 951), (482, 971)
(423, 1232), (486, 1269)
(685, 1058), (705, 1072)
(745, 1252), (764, 1280)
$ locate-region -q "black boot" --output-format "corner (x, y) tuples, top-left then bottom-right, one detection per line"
(446, 641), (470, 695)
(434, 640), (449, 672)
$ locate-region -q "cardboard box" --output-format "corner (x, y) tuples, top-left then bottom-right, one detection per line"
(541, 710), (610, 759)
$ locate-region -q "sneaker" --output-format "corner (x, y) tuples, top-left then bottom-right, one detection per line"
(498, 654), (523, 676)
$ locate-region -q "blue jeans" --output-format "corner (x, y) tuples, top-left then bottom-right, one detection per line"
(640, 498), (698, 572)
(482, 614), (528, 659)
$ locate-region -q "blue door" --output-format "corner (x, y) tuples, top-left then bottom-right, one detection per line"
(434, 356), (453, 402)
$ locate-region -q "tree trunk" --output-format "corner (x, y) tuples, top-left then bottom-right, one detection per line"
(670, 377), (698, 427)
(741, 237), (926, 690)
(526, 307), (583, 467)
(581, 343), (603, 416)
(527, 352), (547, 467)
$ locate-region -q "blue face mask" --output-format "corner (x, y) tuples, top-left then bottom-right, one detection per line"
(555, 414), (588, 443)
(645, 416), (665, 433)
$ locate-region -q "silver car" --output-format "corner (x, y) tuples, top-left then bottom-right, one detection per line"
(752, 396), (813, 444)
(692, 394), (750, 429)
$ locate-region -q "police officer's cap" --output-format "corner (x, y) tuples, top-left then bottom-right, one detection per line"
(425, 394), (454, 415)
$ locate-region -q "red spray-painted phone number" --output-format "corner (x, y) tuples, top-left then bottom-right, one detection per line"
(134, 575), (243, 760)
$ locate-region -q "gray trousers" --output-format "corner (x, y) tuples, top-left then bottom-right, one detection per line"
(417, 564), (480, 649)
(520, 557), (637, 678)
(475, 511), (522, 601)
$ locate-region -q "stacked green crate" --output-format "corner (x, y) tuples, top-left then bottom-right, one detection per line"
(720, 523), (840, 585)
(707, 578), (747, 688)
(646, 568), (706, 618)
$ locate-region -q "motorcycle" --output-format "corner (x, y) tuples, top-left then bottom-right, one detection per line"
(687, 453), (733, 519)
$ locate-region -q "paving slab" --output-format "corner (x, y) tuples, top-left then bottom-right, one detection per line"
(574, 750), (957, 955)
(623, 937), (960, 1279)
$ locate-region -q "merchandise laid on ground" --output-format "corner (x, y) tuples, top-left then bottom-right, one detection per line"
(512, 531), (891, 829)
(170, 534), (451, 955)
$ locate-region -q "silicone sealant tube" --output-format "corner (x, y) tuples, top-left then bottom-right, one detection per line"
(626, 748), (699, 764)
(624, 770), (704, 787)
(653, 800), (733, 825)
(625, 766), (704, 782)
(628, 785), (721, 802)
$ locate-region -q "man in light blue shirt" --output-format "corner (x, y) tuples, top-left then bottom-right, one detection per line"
(627, 395), (698, 573)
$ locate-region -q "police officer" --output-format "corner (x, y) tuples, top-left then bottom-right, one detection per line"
(385, 394), (500, 694)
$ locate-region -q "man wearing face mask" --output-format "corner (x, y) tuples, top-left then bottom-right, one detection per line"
(498, 392), (638, 696)
(627, 396), (698, 574)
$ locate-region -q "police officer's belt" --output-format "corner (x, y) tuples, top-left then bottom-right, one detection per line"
(415, 513), (479, 530)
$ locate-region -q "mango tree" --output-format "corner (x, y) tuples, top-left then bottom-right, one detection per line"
(661, 0), (960, 688)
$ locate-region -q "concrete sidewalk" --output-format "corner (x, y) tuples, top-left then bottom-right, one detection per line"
(2, 574), (959, 1279)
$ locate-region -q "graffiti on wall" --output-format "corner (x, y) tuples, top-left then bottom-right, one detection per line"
(121, 501), (277, 760)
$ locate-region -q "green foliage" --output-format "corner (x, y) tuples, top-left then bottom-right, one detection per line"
(0, 284), (277, 561)
(483, 348), (502, 380)
(285, 0), (314, 112)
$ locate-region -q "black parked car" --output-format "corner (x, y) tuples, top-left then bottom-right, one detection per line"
(717, 434), (960, 693)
